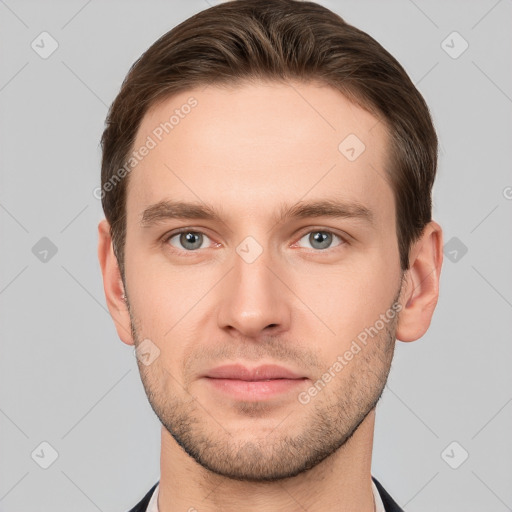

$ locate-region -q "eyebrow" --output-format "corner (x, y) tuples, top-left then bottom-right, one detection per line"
(140, 198), (374, 229)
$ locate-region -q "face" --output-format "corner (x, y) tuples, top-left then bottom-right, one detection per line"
(122, 80), (404, 481)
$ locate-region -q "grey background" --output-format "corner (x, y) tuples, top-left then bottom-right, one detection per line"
(0, 0), (511, 511)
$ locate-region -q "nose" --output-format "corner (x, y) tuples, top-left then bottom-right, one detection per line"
(216, 244), (292, 340)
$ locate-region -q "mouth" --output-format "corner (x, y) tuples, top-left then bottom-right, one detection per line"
(202, 364), (308, 400)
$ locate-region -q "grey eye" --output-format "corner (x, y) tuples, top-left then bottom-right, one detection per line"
(168, 231), (208, 251)
(298, 231), (343, 250)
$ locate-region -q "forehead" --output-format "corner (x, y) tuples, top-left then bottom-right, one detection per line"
(126, 80), (393, 229)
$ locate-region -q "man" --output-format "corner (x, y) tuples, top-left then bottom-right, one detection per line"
(97, 1), (443, 510)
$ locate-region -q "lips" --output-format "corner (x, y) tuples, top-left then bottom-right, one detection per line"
(204, 364), (304, 381)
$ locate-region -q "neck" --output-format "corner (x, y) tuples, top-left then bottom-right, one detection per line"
(158, 409), (376, 512)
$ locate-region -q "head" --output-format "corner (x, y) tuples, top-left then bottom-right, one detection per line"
(98, 0), (443, 482)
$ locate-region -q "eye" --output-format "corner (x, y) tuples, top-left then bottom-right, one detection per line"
(165, 230), (212, 251)
(163, 228), (347, 254)
(296, 230), (346, 251)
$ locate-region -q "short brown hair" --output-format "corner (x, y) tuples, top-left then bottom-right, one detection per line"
(100, 0), (437, 277)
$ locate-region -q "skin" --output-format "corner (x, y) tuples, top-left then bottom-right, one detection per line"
(98, 80), (443, 512)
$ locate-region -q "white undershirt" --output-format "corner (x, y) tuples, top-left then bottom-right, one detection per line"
(146, 480), (386, 512)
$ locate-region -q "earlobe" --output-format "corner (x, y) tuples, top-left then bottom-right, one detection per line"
(97, 219), (134, 346)
(395, 221), (443, 342)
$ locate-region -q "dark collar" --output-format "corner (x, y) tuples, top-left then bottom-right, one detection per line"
(372, 476), (404, 512)
(127, 481), (158, 512)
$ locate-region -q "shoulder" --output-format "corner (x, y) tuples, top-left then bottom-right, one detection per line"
(126, 482), (159, 512)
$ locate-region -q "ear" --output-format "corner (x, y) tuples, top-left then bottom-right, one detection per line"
(396, 220), (443, 342)
(97, 219), (134, 346)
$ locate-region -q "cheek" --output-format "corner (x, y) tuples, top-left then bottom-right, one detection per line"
(297, 253), (399, 345)
(125, 249), (215, 349)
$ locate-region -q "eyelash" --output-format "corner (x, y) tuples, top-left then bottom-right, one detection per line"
(162, 228), (348, 255)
